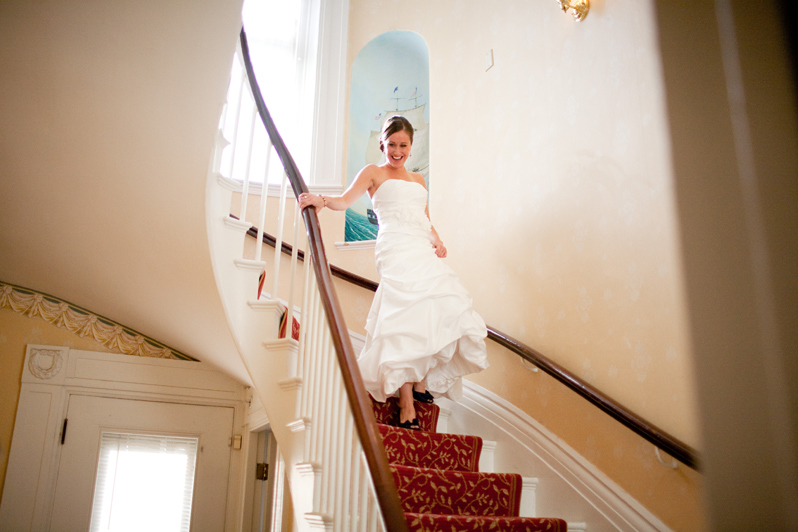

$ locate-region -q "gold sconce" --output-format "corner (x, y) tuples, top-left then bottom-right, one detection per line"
(556, 0), (589, 21)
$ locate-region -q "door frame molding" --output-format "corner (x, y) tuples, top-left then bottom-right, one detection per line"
(0, 345), (248, 532)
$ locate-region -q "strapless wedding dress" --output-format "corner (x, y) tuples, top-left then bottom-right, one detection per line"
(357, 179), (489, 402)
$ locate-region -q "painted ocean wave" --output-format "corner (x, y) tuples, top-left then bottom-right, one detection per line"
(345, 209), (378, 242)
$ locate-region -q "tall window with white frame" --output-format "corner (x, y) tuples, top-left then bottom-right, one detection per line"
(220, 0), (320, 191)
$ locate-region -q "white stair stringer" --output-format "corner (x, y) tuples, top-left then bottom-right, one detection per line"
(206, 150), (314, 528)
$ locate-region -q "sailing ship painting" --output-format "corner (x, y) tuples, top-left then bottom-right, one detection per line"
(345, 31), (430, 242)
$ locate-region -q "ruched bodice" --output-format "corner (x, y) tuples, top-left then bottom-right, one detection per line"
(357, 178), (489, 402)
(371, 179), (431, 235)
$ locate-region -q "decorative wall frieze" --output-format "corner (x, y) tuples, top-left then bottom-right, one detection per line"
(0, 282), (195, 361)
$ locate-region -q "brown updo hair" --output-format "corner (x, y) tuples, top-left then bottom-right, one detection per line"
(379, 115), (414, 153)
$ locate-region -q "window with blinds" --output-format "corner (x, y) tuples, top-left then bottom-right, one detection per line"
(88, 432), (199, 532)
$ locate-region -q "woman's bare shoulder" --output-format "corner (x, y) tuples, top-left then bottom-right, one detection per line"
(354, 163), (380, 177)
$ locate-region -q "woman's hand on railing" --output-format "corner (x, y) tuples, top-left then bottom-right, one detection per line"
(298, 192), (325, 212)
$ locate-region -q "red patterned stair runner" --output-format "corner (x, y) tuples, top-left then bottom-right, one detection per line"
(372, 396), (568, 532)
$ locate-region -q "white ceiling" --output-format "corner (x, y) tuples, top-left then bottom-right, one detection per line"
(0, 0), (251, 384)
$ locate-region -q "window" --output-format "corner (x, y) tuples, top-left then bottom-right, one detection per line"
(88, 432), (199, 532)
(218, 0), (347, 196)
(220, 0), (318, 187)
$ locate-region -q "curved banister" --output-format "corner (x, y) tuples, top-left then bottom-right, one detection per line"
(239, 29), (410, 532)
(487, 328), (700, 469)
(242, 223), (700, 470)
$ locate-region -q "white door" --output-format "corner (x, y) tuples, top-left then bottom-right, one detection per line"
(49, 394), (234, 531)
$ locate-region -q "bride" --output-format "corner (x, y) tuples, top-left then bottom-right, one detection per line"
(298, 115), (488, 430)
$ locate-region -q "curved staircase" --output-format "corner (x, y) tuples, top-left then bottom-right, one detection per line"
(207, 31), (572, 531)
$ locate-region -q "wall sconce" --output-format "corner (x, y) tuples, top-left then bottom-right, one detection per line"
(556, 0), (589, 21)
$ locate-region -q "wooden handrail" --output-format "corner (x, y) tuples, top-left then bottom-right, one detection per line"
(239, 29), (410, 532)
(242, 221), (700, 470)
(487, 329), (700, 469)
(242, 222), (700, 469)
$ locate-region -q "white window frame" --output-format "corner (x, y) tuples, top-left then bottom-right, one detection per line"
(231, 0), (348, 198)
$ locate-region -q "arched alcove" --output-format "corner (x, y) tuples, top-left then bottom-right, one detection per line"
(345, 31), (430, 242)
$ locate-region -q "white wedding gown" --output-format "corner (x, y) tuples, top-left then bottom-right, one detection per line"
(357, 179), (489, 402)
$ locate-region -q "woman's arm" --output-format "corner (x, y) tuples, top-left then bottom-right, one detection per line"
(297, 165), (376, 212)
(417, 174), (447, 258)
(424, 204), (447, 258)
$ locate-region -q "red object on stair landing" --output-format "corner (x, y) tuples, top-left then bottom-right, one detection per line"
(372, 396), (568, 531)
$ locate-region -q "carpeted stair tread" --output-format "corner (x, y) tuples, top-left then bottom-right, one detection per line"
(405, 513), (569, 531)
(371, 392), (568, 529)
(371, 395), (439, 432)
(391, 464), (522, 517)
(379, 423), (483, 472)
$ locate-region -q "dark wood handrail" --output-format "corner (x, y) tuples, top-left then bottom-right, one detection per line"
(487, 329), (700, 469)
(242, 222), (700, 470)
(239, 29), (410, 532)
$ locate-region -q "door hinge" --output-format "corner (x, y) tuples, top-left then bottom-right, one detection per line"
(60, 418), (68, 445)
(256, 462), (269, 481)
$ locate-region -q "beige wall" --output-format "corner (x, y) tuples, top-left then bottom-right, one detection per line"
(0, 309), (116, 504)
(343, 0), (705, 529)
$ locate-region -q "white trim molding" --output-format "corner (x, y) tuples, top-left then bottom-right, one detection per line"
(216, 175), (343, 198)
(334, 239), (376, 251)
(0, 345), (248, 532)
(437, 381), (675, 532)
(308, 0), (349, 191)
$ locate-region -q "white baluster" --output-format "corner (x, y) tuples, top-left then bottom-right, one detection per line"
(318, 332), (333, 513)
(326, 364), (343, 518)
(337, 403), (354, 531)
(359, 445), (370, 532)
(238, 105), (258, 230)
(367, 462), (380, 532)
(254, 139), (273, 263)
(309, 293), (324, 465)
(284, 200), (301, 322)
(271, 171), (289, 299)
(225, 67), (247, 180)
(296, 245), (313, 421)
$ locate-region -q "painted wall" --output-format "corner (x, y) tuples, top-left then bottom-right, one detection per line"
(343, 0), (705, 529)
(0, 309), (116, 504)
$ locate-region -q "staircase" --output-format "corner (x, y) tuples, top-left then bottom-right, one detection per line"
(373, 397), (568, 531)
(206, 32), (574, 531)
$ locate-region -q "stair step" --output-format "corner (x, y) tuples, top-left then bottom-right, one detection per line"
(405, 512), (568, 531)
(391, 464), (523, 517)
(379, 424), (482, 472)
(371, 396), (439, 432)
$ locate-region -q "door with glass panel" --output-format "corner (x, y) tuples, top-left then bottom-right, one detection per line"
(49, 394), (234, 531)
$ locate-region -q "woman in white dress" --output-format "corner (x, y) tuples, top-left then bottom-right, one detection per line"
(298, 116), (488, 429)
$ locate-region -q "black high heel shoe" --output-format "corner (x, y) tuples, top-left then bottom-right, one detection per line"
(398, 418), (421, 431)
(413, 389), (434, 404)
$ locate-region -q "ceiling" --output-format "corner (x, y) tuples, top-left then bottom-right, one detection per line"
(0, 0), (251, 384)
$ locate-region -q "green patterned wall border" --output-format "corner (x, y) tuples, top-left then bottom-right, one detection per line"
(0, 281), (196, 361)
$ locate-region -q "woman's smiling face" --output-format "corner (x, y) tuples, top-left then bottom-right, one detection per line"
(384, 130), (412, 169)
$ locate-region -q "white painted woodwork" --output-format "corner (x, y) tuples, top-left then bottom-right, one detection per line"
(49, 395), (234, 531)
(0, 346), (247, 532)
(519, 477), (539, 518)
(439, 382), (676, 531)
